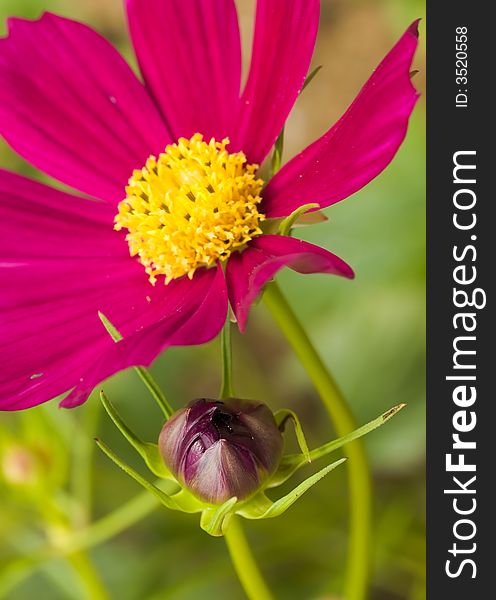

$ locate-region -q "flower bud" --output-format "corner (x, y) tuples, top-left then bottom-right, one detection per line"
(158, 398), (284, 504)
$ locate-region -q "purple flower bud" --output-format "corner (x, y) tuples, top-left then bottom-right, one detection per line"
(158, 398), (284, 504)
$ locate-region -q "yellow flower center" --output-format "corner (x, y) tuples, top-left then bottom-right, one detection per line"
(115, 133), (265, 284)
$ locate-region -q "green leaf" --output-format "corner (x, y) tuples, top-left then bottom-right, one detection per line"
(270, 66), (322, 178)
(278, 203), (320, 236)
(308, 403), (406, 462)
(200, 497), (238, 537)
(99, 391), (172, 479)
(98, 311), (122, 342)
(269, 404), (406, 487)
(302, 65), (323, 92)
(95, 439), (183, 512)
(98, 312), (173, 418)
(271, 127), (285, 176)
(243, 458), (347, 520)
(275, 409), (311, 463)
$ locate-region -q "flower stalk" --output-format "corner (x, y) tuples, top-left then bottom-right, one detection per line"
(219, 319), (278, 600)
(224, 516), (274, 600)
(220, 317), (235, 400)
(263, 281), (372, 600)
(66, 551), (110, 600)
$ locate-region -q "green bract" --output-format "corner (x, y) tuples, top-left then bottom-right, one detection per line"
(96, 391), (405, 537)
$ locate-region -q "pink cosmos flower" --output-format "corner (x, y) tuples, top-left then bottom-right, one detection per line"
(0, 1), (419, 411)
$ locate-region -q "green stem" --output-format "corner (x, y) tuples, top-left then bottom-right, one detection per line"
(224, 516), (274, 600)
(65, 488), (160, 554)
(219, 317), (235, 399)
(66, 551), (110, 600)
(0, 554), (50, 598)
(72, 399), (101, 525)
(0, 489), (161, 597)
(263, 281), (372, 600)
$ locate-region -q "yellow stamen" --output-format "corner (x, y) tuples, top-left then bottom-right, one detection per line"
(115, 134), (265, 284)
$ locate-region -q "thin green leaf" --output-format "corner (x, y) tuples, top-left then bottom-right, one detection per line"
(302, 65), (323, 92)
(95, 439), (183, 512)
(275, 409), (311, 463)
(271, 127), (285, 176)
(99, 391), (172, 479)
(269, 404), (406, 487)
(308, 403), (407, 462)
(278, 203), (320, 237)
(133, 367), (174, 418)
(270, 66), (322, 178)
(200, 497), (238, 537)
(98, 312), (173, 418)
(98, 311), (122, 342)
(246, 458), (347, 520)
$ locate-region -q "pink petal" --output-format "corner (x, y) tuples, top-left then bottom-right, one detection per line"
(0, 169), (117, 260)
(233, 0), (320, 164)
(126, 0), (241, 141)
(226, 235), (353, 332)
(61, 265), (227, 408)
(263, 21), (420, 218)
(0, 13), (170, 204)
(0, 172), (227, 410)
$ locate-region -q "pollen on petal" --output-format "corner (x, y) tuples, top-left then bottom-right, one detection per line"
(115, 134), (265, 284)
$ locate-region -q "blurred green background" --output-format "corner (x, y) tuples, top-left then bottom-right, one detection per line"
(0, 0), (426, 598)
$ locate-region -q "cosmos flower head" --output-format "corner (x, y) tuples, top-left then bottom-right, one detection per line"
(0, 1), (419, 411)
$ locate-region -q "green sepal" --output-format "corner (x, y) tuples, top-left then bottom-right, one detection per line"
(239, 458), (346, 520)
(274, 409), (311, 463)
(95, 439), (184, 512)
(292, 210), (328, 227)
(169, 489), (205, 514)
(269, 403), (406, 488)
(99, 391), (172, 479)
(260, 209), (328, 238)
(200, 497), (238, 537)
(234, 492), (273, 519)
(96, 438), (238, 526)
(278, 203), (320, 236)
